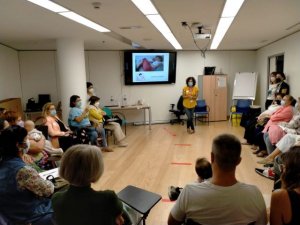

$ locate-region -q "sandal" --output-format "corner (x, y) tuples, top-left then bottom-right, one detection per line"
(253, 149), (261, 154)
(257, 150), (268, 157)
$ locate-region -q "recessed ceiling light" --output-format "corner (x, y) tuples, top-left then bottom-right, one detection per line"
(119, 26), (142, 29)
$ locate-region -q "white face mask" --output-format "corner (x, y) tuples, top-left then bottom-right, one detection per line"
(94, 102), (100, 107)
(88, 88), (94, 94)
(281, 100), (286, 106)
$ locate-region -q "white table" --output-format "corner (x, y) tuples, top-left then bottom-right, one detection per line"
(108, 104), (152, 130)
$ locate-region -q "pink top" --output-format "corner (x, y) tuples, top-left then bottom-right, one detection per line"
(45, 116), (65, 148)
(263, 105), (293, 133)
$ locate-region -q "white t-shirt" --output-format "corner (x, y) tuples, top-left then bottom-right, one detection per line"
(170, 181), (267, 225)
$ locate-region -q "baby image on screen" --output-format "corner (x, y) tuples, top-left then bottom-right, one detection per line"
(135, 55), (164, 72)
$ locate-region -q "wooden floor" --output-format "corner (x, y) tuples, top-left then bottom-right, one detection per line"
(92, 121), (273, 225)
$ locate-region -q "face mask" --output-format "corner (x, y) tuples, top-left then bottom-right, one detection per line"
(276, 100), (281, 105)
(16, 120), (24, 127)
(50, 109), (57, 116)
(94, 102), (100, 107)
(276, 78), (282, 83)
(20, 139), (30, 154)
(281, 100), (285, 106)
(188, 81), (193, 87)
(270, 77), (276, 82)
(76, 101), (82, 108)
(88, 88), (94, 94)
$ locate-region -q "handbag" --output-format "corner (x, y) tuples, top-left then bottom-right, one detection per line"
(46, 175), (69, 192)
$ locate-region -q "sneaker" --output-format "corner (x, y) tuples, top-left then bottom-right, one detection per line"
(257, 158), (274, 165)
(255, 168), (275, 180)
(118, 141), (128, 147)
(168, 186), (183, 201)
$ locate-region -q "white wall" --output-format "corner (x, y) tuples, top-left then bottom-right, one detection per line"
(87, 50), (256, 122)
(256, 31), (300, 107)
(0, 47), (256, 123)
(0, 44), (22, 100)
(19, 51), (59, 108)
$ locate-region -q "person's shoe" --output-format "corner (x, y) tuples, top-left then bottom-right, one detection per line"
(168, 186), (182, 201)
(253, 148), (261, 154)
(190, 129), (195, 134)
(251, 145), (258, 150)
(241, 142), (250, 145)
(255, 168), (275, 180)
(102, 147), (114, 152)
(257, 150), (268, 157)
(117, 141), (128, 147)
(257, 158), (274, 165)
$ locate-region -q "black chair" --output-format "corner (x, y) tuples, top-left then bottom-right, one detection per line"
(169, 96), (185, 125)
(117, 185), (162, 225)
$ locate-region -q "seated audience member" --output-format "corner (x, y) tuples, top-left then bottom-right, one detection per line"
(52, 144), (125, 225)
(253, 95), (295, 157)
(243, 93), (282, 146)
(88, 96), (113, 152)
(24, 120), (63, 157)
(0, 126), (55, 225)
(275, 72), (289, 97)
(168, 134), (267, 225)
(42, 102), (74, 151)
(89, 96), (127, 148)
(68, 95), (98, 146)
(195, 157), (212, 183)
(2, 110), (24, 127)
(270, 146), (300, 225)
(262, 97), (300, 156)
(169, 157), (212, 201)
(257, 133), (300, 165)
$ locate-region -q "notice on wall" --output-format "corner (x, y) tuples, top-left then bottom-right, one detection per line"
(217, 77), (226, 87)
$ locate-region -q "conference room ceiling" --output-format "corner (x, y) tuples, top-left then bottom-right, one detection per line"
(0, 0), (299, 51)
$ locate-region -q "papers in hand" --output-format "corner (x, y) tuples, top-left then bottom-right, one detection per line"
(39, 168), (59, 180)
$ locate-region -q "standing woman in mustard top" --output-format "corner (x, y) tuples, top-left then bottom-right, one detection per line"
(183, 77), (199, 134)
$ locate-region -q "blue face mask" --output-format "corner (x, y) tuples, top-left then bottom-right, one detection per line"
(76, 101), (82, 108)
(50, 109), (57, 116)
(188, 81), (193, 87)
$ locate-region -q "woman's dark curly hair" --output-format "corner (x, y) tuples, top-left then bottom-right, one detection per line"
(281, 146), (300, 190)
(0, 126), (28, 159)
(186, 77), (196, 86)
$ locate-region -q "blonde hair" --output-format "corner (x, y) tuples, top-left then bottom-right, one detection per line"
(59, 144), (104, 186)
(42, 102), (55, 117)
(24, 120), (35, 131)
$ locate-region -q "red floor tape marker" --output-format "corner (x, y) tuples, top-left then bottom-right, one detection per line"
(171, 162), (192, 165)
(174, 144), (191, 146)
(163, 127), (177, 136)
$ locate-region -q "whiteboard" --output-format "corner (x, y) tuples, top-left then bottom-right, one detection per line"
(232, 72), (257, 100)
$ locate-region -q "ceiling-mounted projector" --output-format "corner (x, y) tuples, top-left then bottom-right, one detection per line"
(194, 33), (211, 39)
(193, 25), (211, 39)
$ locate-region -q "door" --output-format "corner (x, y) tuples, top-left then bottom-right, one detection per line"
(214, 76), (227, 121)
